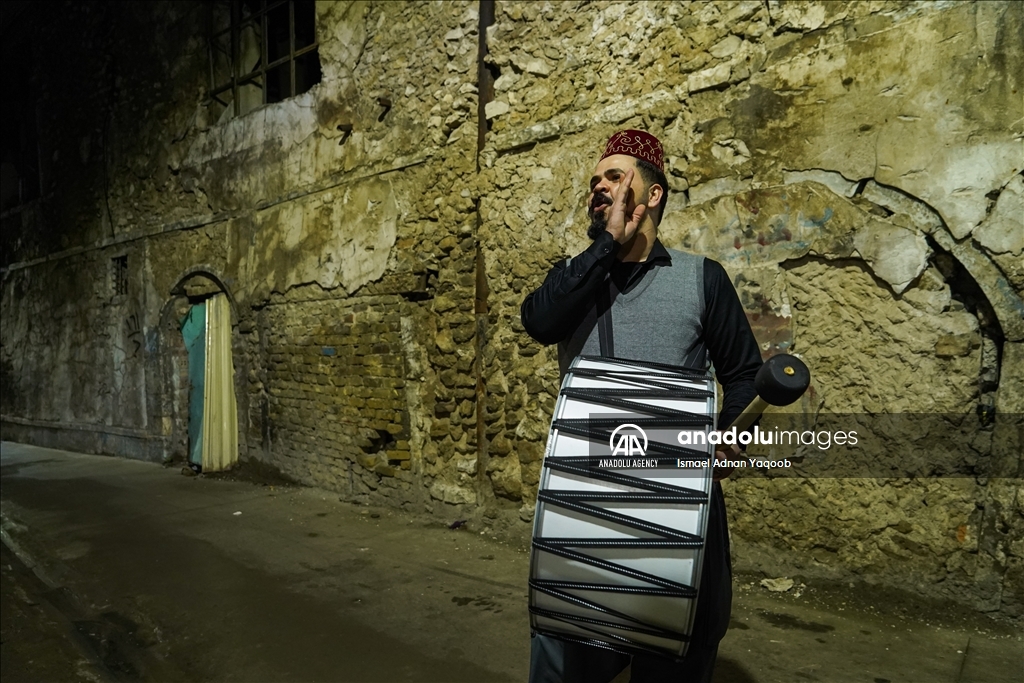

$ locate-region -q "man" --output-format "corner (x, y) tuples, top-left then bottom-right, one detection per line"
(520, 130), (763, 682)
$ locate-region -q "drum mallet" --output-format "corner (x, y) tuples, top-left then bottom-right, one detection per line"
(728, 354), (811, 431)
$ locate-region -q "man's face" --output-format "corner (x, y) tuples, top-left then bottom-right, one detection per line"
(586, 154), (647, 240)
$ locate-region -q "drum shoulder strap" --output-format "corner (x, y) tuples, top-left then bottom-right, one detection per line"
(598, 280), (614, 357)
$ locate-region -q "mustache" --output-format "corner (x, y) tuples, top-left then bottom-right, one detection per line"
(588, 193), (612, 216)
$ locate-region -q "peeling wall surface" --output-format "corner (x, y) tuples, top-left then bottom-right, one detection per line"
(1, 1), (1021, 621)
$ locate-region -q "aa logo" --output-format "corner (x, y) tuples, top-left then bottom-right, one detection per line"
(609, 424), (648, 457)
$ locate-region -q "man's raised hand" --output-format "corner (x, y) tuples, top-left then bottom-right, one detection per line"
(605, 168), (647, 245)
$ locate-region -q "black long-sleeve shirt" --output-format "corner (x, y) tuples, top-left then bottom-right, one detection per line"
(521, 231), (763, 428)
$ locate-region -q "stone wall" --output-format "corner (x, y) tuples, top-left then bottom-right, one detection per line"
(1, 1), (1020, 620)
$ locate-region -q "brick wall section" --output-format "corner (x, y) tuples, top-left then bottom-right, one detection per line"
(259, 295), (415, 504)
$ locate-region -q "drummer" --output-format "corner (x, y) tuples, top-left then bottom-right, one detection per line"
(521, 130), (763, 683)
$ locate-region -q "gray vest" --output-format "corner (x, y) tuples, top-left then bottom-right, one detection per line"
(557, 248), (707, 378)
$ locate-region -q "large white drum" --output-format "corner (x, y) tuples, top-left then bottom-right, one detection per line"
(529, 355), (718, 659)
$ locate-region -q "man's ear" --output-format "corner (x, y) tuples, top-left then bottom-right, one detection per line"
(646, 182), (664, 211)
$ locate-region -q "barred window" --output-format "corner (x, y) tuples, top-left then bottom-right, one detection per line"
(207, 0), (321, 121)
(111, 255), (128, 297)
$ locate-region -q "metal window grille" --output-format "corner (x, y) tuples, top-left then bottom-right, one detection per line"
(207, 0), (321, 119)
(112, 255), (128, 297)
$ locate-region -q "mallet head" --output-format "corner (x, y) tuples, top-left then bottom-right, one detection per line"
(755, 354), (810, 406)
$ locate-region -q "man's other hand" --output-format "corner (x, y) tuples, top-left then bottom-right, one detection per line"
(713, 442), (742, 481)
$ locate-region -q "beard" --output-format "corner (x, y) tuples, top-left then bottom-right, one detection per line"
(587, 196), (611, 240)
(587, 211), (608, 240)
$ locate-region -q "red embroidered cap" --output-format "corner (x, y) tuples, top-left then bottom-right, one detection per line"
(601, 130), (664, 172)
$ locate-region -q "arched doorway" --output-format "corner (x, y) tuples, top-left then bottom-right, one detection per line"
(159, 271), (239, 473)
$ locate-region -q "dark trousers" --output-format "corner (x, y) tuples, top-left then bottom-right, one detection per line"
(528, 634), (718, 683)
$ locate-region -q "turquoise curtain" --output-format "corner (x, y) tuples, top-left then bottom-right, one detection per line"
(181, 302), (206, 466)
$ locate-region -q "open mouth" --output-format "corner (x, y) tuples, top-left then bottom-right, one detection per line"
(590, 196), (612, 212)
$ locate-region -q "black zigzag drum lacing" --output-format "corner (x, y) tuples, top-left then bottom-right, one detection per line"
(529, 355), (719, 660)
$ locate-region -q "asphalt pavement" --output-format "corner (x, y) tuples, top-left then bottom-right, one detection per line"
(1, 441), (1020, 683)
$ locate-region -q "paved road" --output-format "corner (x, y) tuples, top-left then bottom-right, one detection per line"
(1, 441), (1020, 682)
